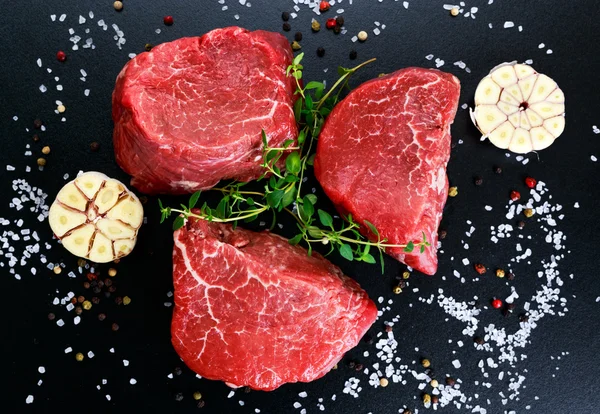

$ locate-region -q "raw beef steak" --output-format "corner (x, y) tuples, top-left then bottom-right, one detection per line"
(314, 67), (460, 275)
(171, 218), (377, 391)
(112, 27), (298, 195)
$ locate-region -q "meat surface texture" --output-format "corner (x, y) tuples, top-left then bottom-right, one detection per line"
(171, 218), (377, 391)
(314, 67), (460, 275)
(112, 27), (298, 195)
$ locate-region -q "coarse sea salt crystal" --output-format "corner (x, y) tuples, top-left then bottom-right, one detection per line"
(452, 359), (461, 368)
(504, 21), (514, 28)
(26, 395), (34, 404)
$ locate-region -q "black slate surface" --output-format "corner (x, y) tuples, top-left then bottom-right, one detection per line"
(2, 1), (599, 413)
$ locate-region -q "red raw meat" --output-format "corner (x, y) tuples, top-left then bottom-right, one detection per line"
(314, 67), (460, 275)
(171, 218), (377, 391)
(112, 27), (298, 195)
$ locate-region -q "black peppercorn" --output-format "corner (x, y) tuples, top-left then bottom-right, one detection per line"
(316, 47), (325, 57)
(104, 291), (111, 298)
(519, 314), (529, 323)
(349, 50), (357, 60)
(473, 300), (481, 309)
(474, 176), (483, 186)
(282, 22), (291, 32)
(402, 410), (412, 414)
(174, 367), (183, 376)
(115, 297), (123, 305)
(92, 297), (100, 305)
(333, 25), (341, 34)
(175, 393), (184, 402)
(294, 32), (302, 41)
(493, 165), (502, 174)
(363, 334), (373, 344)
(502, 308), (510, 317)
(474, 336), (485, 345)
(197, 400), (205, 408)
(111, 323), (119, 331)
(385, 325), (393, 332)
(98, 313), (106, 321)
(33, 119), (43, 129)
(445, 377), (456, 386)
(507, 272), (515, 281)
(48, 312), (55, 320)
(348, 361), (356, 369)
(432, 395), (439, 404)
(336, 16), (344, 26)
(438, 229), (447, 240)
(97, 280), (104, 288)
(32, 134), (40, 142)
(90, 142), (100, 152)
(281, 11), (290, 21)
(109, 285), (117, 293)
(83, 281), (90, 289)
(354, 363), (363, 371)
(75, 306), (83, 315)
(104, 278), (112, 287)
(244, 387), (251, 393)
(507, 303), (516, 311)
(517, 220), (525, 229)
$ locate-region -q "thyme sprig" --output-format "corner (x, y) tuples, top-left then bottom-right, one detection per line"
(159, 53), (431, 272)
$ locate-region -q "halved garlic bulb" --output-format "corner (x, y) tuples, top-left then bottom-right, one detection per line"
(471, 62), (565, 153)
(48, 171), (143, 262)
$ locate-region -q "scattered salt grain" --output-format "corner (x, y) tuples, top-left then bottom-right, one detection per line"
(26, 395), (34, 404)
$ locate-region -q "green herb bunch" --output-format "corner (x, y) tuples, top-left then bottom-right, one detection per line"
(159, 53), (430, 272)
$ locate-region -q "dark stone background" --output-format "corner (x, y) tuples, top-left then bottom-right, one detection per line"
(1, 1), (598, 413)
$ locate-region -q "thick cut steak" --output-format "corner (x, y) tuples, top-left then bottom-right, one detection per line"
(171, 218), (377, 391)
(314, 67), (460, 275)
(112, 27), (297, 195)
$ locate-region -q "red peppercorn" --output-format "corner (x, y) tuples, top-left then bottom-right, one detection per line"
(525, 177), (537, 189)
(491, 299), (503, 309)
(319, 1), (330, 12)
(56, 50), (66, 62)
(474, 263), (486, 275)
(510, 190), (521, 201)
(163, 15), (174, 25)
(325, 18), (337, 29)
